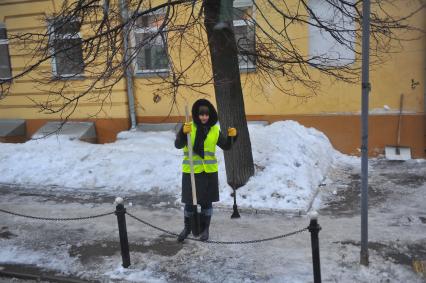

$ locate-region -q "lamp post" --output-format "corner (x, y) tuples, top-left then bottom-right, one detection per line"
(360, 0), (371, 267)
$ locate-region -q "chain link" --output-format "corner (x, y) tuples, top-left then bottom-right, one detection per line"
(126, 212), (180, 237)
(1, 207), (309, 244)
(126, 212), (308, 245)
(203, 227), (309, 244)
(0, 208), (115, 221)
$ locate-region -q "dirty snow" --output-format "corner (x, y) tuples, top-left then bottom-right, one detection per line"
(0, 122), (425, 283)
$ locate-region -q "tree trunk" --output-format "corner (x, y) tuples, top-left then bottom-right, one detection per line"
(204, 0), (254, 188)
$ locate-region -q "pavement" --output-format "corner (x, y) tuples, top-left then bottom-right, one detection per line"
(0, 158), (425, 282)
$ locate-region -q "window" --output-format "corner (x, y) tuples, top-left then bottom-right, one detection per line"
(0, 23), (12, 80)
(308, 0), (355, 66)
(133, 11), (169, 74)
(233, 2), (255, 70)
(50, 18), (84, 77)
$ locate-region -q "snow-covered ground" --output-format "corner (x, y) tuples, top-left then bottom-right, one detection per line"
(1, 121), (424, 283)
(0, 121), (356, 211)
(0, 156), (425, 283)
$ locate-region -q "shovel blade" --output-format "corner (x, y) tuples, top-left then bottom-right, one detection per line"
(385, 146), (412, 161)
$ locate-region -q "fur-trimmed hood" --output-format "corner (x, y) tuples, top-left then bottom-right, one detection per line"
(191, 99), (218, 126)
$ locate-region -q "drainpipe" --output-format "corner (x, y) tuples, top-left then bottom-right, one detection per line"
(424, 35), (426, 157)
(119, 0), (137, 129)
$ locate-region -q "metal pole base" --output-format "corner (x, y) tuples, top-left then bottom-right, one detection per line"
(360, 251), (369, 266)
(230, 188), (240, 219)
(231, 204), (240, 218)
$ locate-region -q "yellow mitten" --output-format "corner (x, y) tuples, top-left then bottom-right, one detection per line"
(227, 127), (237, 137)
(183, 122), (192, 134)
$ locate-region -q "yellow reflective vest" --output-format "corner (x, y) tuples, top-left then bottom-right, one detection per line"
(183, 123), (220, 173)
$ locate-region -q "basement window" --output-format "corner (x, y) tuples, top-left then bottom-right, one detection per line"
(0, 23), (12, 81)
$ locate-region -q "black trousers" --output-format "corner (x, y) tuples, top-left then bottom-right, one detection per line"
(184, 203), (213, 216)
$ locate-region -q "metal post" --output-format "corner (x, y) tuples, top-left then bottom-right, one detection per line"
(115, 197), (131, 268)
(218, 0), (233, 22)
(214, 0), (234, 30)
(308, 212), (322, 283)
(119, 0), (137, 129)
(360, 0), (371, 267)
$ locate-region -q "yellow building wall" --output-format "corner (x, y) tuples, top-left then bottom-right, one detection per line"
(0, 0), (424, 154)
(0, 0), (130, 121)
(133, 0), (425, 117)
(1, 0), (423, 118)
(131, 0), (425, 157)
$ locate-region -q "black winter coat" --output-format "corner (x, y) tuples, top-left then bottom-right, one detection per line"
(175, 125), (235, 204)
(175, 99), (236, 204)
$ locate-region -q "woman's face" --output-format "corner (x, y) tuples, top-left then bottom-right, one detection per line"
(199, 113), (209, 124)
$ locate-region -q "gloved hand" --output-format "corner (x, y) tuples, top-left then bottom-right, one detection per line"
(183, 122), (192, 134)
(227, 127), (237, 137)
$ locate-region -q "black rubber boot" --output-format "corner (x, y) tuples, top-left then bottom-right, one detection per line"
(177, 217), (191, 242)
(200, 215), (211, 242)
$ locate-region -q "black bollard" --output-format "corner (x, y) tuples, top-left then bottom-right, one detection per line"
(231, 188), (240, 219)
(115, 200), (131, 268)
(308, 213), (322, 283)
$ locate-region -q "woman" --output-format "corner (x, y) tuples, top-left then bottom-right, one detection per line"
(175, 99), (237, 242)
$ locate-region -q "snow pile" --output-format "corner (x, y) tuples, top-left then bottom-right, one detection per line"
(218, 121), (339, 210)
(0, 121), (346, 211)
(0, 131), (182, 193)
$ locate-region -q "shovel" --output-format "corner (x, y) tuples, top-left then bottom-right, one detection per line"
(385, 94), (411, 160)
(185, 105), (201, 236)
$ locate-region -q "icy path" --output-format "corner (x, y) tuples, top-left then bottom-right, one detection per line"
(0, 159), (425, 282)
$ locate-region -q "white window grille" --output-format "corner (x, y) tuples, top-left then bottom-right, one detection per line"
(0, 23), (12, 80)
(233, 1), (256, 70)
(49, 18), (84, 77)
(132, 11), (169, 74)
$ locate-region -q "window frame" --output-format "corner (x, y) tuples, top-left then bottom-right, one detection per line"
(0, 23), (13, 81)
(49, 18), (85, 78)
(131, 10), (170, 75)
(308, 0), (356, 67)
(232, 3), (256, 70)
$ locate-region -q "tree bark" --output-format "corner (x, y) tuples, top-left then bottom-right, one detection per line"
(204, 0), (254, 188)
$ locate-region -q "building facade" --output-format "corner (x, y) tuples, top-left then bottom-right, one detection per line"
(0, 0), (425, 157)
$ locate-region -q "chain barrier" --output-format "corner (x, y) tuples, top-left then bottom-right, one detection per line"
(126, 211), (308, 245)
(1, 205), (320, 280)
(1, 200), (321, 281)
(1, 207), (308, 244)
(0, 208), (115, 221)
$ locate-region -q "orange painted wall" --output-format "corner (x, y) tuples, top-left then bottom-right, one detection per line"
(138, 114), (425, 158)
